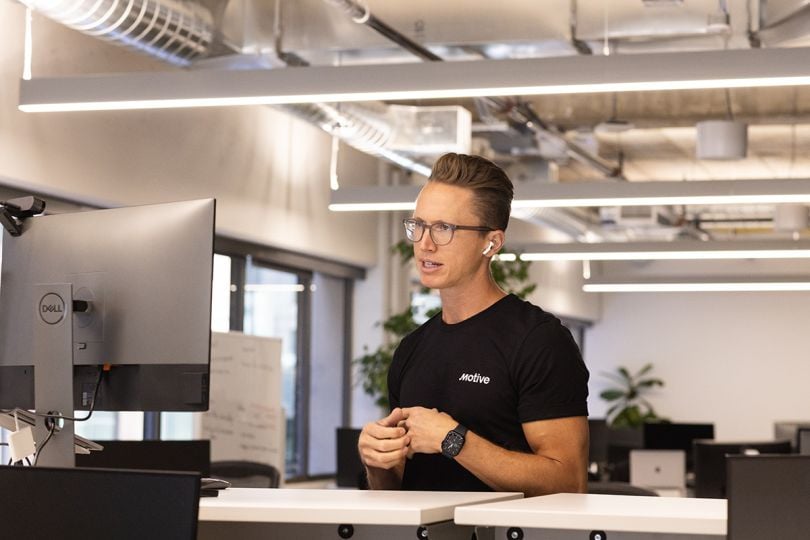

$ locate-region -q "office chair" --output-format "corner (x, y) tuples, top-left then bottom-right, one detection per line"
(210, 460), (281, 488)
(588, 481), (659, 497)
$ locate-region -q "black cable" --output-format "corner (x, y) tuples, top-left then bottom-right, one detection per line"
(33, 423), (56, 466)
(35, 367), (105, 423)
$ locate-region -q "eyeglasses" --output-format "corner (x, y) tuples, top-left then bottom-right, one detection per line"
(402, 218), (494, 246)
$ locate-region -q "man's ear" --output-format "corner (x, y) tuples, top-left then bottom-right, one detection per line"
(482, 231), (505, 257)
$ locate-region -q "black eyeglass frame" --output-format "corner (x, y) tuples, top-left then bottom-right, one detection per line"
(402, 218), (494, 246)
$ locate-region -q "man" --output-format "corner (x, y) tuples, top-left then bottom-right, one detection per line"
(358, 153), (589, 496)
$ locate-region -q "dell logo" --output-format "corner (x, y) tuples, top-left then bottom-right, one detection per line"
(39, 293), (66, 325)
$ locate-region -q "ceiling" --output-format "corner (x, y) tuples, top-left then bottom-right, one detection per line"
(15, 0), (810, 243)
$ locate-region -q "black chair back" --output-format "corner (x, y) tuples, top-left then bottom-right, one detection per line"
(210, 460), (281, 488)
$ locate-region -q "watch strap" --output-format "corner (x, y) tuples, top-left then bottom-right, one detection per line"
(452, 424), (468, 438)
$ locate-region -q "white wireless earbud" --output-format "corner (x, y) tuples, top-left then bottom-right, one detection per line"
(482, 241), (495, 255)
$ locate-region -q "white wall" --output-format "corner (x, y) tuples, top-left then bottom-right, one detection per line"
(508, 217), (600, 321)
(586, 291), (810, 440)
(0, 4), (379, 267)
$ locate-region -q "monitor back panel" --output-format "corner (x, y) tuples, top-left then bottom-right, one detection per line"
(588, 418), (609, 465)
(694, 440), (792, 498)
(727, 455), (810, 540)
(75, 439), (211, 476)
(0, 466), (200, 540)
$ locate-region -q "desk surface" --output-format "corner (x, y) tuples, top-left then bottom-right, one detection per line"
(199, 488), (522, 525)
(454, 493), (727, 535)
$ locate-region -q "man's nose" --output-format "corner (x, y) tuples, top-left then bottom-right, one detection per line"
(417, 229), (437, 251)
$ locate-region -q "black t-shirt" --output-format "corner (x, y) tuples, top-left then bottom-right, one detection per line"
(388, 294), (589, 491)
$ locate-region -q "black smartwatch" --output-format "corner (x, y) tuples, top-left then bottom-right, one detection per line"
(441, 424), (468, 458)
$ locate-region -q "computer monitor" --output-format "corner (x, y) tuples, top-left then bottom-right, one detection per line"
(773, 421), (810, 451)
(0, 198), (215, 465)
(643, 422), (714, 473)
(798, 428), (810, 455)
(727, 454), (810, 539)
(693, 439), (792, 498)
(587, 418), (609, 476)
(603, 424), (643, 482)
(336, 427), (365, 488)
(75, 439), (211, 476)
(0, 465), (200, 539)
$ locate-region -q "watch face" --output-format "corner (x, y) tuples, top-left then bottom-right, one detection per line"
(441, 430), (465, 458)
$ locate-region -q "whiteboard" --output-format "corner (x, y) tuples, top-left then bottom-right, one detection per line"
(195, 332), (285, 483)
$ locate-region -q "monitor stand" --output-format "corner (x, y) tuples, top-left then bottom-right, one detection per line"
(32, 283), (77, 467)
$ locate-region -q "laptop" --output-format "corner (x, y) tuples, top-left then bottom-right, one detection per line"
(630, 449), (686, 492)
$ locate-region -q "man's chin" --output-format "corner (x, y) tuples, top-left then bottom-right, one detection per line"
(419, 275), (443, 289)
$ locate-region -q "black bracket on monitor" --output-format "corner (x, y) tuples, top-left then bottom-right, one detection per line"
(0, 196), (46, 237)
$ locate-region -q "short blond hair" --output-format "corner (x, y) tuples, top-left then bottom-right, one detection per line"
(428, 153), (513, 231)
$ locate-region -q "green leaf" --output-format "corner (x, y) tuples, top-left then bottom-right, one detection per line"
(637, 379), (664, 388)
(636, 363), (654, 378)
(599, 364), (666, 429)
(600, 371), (631, 386)
(600, 389), (625, 401)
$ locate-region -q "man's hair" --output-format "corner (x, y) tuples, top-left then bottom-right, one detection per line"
(428, 153), (514, 231)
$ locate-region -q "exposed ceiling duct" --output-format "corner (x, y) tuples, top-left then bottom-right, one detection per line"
(18, 0), (218, 67)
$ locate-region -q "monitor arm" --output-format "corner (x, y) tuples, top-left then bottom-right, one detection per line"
(0, 196), (46, 236)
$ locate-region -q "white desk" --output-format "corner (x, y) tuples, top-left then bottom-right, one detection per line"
(454, 493), (727, 540)
(199, 488), (522, 540)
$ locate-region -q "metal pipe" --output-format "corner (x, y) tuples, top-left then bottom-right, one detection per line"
(322, 0), (442, 62)
(569, 0), (593, 55)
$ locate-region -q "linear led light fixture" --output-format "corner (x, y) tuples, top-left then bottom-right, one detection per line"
(19, 47), (810, 112)
(328, 179), (810, 212)
(583, 277), (810, 293)
(506, 239), (810, 261)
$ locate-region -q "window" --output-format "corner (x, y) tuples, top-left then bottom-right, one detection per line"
(242, 260), (310, 476)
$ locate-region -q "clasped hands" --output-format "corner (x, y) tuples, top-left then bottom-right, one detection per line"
(358, 407), (457, 470)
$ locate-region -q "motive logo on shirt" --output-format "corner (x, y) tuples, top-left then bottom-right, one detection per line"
(457, 372), (491, 384)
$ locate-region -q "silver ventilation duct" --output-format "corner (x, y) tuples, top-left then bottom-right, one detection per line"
(21, 0), (214, 67)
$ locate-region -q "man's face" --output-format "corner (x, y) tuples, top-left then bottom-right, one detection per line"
(411, 182), (492, 293)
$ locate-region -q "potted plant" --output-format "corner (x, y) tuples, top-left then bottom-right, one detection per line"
(600, 363), (666, 429)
